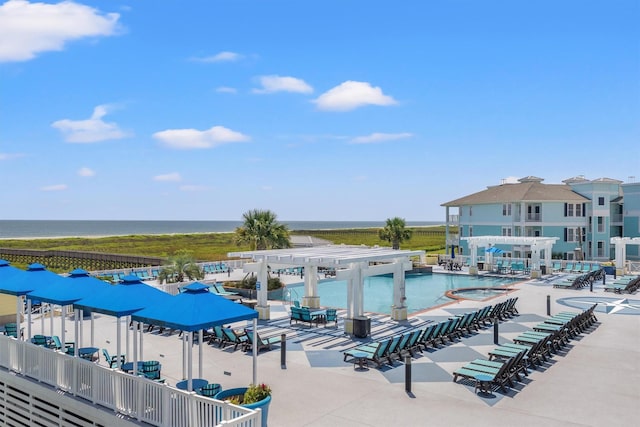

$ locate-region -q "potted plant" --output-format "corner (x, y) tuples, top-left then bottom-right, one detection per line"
(215, 383), (272, 426)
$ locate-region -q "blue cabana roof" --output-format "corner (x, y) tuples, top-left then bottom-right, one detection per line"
(27, 268), (112, 306)
(0, 259), (27, 285)
(131, 281), (258, 332)
(74, 275), (172, 317)
(0, 263), (66, 297)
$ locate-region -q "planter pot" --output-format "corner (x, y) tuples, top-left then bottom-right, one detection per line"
(215, 387), (271, 426)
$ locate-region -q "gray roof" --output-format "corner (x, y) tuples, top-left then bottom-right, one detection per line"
(442, 181), (589, 207)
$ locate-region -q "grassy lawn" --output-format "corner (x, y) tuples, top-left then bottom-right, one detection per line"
(0, 226), (451, 263)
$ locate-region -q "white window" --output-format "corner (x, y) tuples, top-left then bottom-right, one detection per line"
(576, 204), (582, 217)
(502, 203), (511, 216)
(502, 227), (512, 236)
(598, 197), (605, 206)
(597, 216), (604, 233)
(597, 241), (605, 257)
(566, 228), (575, 242)
(567, 204), (574, 217)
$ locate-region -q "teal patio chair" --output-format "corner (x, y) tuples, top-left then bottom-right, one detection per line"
(325, 308), (338, 327)
(198, 383), (222, 397)
(102, 348), (126, 368)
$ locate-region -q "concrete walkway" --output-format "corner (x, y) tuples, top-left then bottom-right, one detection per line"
(26, 271), (640, 426)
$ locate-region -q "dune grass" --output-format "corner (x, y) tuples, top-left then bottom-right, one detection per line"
(0, 227), (450, 262)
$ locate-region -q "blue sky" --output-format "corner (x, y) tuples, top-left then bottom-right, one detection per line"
(1, 0), (638, 222)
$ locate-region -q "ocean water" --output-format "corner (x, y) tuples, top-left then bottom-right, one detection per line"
(0, 220), (442, 239)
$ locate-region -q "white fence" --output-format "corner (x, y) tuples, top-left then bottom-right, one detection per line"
(0, 335), (260, 427)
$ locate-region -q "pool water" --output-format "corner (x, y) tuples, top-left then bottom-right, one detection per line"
(284, 273), (517, 315)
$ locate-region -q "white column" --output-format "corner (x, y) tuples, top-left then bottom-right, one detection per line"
(353, 263), (364, 317)
(391, 259), (408, 321)
(244, 261), (270, 319)
(468, 242), (479, 275)
(302, 265), (320, 308)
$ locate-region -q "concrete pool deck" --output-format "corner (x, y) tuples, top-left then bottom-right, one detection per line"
(24, 269), (640, 426)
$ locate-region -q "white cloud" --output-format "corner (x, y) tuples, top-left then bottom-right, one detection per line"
(313, 81), (397, 111)
(179, 184), (207, 192)
(0, 0), (121, 62)
(350, 132), (413, 144)
(216, 86), (237, 94)
(191, 51), (242, 63)
(41, 184), (67, 191)
(0, 152), (25, 160)
(252, 75), (313, 94)
(77, 167), (95, 177)
(154, 172), (182, 182)
(153, 125), (250, 149)
(52, 104), (129, 143)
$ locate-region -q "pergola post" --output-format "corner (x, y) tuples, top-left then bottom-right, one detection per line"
(468, 243), (479, 275)
(243, 261), (270, 320)
(302, 265), (320, 308)
(391, 259), (408, 321)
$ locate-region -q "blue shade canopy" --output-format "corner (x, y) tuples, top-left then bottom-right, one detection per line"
(74, 275), (173, 317)
(131, 281), (258, 332)
(0, 259), (27, 284)
(0, 263), (66, 297)
(27, 268), (112, 306)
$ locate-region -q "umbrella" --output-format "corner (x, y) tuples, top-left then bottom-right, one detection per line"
(132, 282), (259, 391)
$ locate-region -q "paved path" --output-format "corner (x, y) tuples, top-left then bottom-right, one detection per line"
(26, 272), (640, 426)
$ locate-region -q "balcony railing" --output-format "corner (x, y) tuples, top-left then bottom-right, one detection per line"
(0, 336), (260, 427)
(525, 213), (541, 222)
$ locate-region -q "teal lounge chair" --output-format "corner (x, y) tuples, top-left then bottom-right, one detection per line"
(222, 327), (248, 351)
(244, 330), (280, 352)
(343, 339), (390, 368)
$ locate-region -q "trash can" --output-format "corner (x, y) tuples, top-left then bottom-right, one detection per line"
(603, 266), (614, 275)
(353, 316), (371, 338)
(477, 262), (484, 271)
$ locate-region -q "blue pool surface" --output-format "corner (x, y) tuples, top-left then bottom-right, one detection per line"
(284, 273), (517, 315)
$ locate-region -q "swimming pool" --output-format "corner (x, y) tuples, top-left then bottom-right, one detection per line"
(283, 273), (518, 315)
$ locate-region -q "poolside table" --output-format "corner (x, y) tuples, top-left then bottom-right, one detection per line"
(349, 351), (370, 371)
(78, 347), (99, 361)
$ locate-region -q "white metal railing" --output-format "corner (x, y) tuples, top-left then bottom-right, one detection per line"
(0, 335), (260, 427)
(627, 261), (640, 273)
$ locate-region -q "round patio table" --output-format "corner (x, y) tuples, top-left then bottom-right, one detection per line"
(78, 347), (99, 361)
(350, 351), (370, 371)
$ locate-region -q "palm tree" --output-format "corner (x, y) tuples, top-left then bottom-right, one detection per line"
(157, 249), (204, 284)
(234, 209), (291, 250)
(378, 217), (413, 250)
